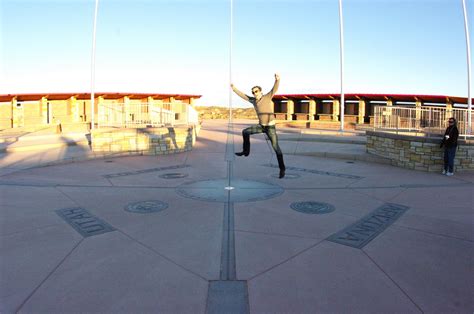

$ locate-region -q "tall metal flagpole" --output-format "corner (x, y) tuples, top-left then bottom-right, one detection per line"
(462, 0), (472, 134)
(338, 0), (345, 131)
(90, 0), (99, 130)
(227, 0), (234, 191)
(229, 0), (233, 125)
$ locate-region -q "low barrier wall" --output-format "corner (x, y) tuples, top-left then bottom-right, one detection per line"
(366, 131), (474, 172)
(92, 125), (199, 155)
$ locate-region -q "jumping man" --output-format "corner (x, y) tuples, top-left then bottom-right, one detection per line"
(231, 74), (286, 178)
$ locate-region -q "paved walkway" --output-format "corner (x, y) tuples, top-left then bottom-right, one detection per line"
(0, 120), (473, 313)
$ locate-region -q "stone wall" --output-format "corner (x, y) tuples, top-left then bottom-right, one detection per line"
(366, 131), (474, 172)
(92, 125), (199, 155)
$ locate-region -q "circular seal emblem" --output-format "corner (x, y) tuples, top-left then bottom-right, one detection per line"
(290, 201), (335, 214)
(125, 200), (169, 214)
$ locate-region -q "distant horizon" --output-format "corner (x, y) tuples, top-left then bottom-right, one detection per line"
(1, 90), (470, 109)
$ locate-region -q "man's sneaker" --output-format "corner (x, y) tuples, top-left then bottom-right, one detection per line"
(446, 172), (454, 176)
(442, 170), (447, 175)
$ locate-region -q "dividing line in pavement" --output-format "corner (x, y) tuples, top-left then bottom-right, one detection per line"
(220, 202), (236, 280)
(206, 121), (250, 314)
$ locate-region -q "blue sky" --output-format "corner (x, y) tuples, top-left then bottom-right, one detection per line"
(1, 0), (472, 107)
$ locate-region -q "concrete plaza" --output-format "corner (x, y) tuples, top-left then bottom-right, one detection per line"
(1, 120), (473, 313)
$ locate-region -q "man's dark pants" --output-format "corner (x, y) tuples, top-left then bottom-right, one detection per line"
(443, 146), (456, 173)
(240, 124), (285, 171)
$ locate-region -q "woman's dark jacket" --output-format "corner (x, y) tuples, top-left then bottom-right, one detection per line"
(440, 125), (459, 148)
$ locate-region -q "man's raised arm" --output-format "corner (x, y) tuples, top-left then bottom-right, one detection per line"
(231, 84), (250, 102)
(268, 73), (280, 97)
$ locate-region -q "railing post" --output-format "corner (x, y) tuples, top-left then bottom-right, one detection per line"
(160, 105), (163, 126)
(171, 103), (175, 127)
(426, 108), (430, 137)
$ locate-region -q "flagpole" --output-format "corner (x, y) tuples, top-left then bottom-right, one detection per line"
(462, 0), (472, 134)
(90, 0), (99, 130)
(338, 0), (345, 131)
(229, 0), (233, 125)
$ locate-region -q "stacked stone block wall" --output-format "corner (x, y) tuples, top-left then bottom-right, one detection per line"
(91, 126), (199, 155)
(366, 131), (474, 172)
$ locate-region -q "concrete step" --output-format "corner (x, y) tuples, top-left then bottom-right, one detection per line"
(281, 134), (367, 145)
(0, 123), (90, 143)
(278, 121), (357, 130)
(0, 133), (91, 153)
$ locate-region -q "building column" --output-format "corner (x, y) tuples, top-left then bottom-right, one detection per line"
(147, 96), (154, 107)
(155, 99), (165, 124)
(169, 96), (176, 113)
(382, 98), (393, 127)
(40, 97), (49, 124)
(147, 96), (158, 125)
(11, 98), (19, 128)
(415, 98), (423, 129)
(70, 96), (80, 122)
(9, 97), (14, 128)
(415, 99), (423, 111)
(169, 97), (177, 125)
(308, 100), (316, 121)
(189, 98), (197, 123)
(332, 99), (340, 122)
(97, 96), (104, 109)
(122, 96), (130, 116)
(358, 99), (366, 124)
(96, 96), (104, 127)
(286, 100), (294, 121)
(121, 96), (130, 104)
(446, 100), (453, 118)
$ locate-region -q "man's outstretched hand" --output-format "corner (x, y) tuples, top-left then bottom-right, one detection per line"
(275, 74), (280, 81)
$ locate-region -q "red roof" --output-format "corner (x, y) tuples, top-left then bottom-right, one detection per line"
(0, 92), (202, 102)
(274, 93), (467, 104)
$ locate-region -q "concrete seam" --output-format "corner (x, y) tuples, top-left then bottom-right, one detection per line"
(0, 182), (187, 189)
(228, 202), (236, 280)
(0, 223), (67, 238)
(116, 229), (208, 282)
(385, 187), (408, 202)
(234, 228), (321, 240)
(105, 176), (115, 186)
(220, 203), (230, 280)
(247, 238), (326, 281)
(15, 238), (84, 313)
(204, 281), (212, 314)
(348, 187), (406, 204)
(361, 249), (424, 313)
(292, 130), (301, 155)
(54, 186), (86, 206)
(390, 223), (474, 244)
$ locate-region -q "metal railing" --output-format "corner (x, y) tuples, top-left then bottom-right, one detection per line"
(98, 102), (198, 128)
(373, 106), (473, 138)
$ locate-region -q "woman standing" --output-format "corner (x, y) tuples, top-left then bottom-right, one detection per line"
(440, 117), (459, 176)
